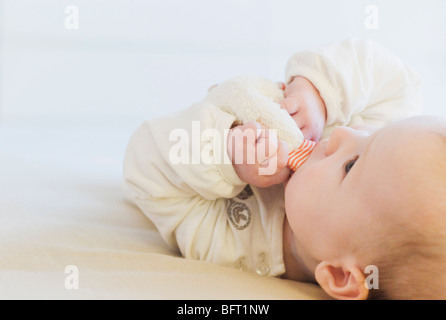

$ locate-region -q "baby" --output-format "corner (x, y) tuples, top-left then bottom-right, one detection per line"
(281, 115), (446, 299)
(123, 38), (446, 299)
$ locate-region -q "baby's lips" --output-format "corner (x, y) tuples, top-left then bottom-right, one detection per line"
(287, 139), (316, 172)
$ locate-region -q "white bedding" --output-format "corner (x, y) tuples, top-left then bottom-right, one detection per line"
(0, 116), (328, 299)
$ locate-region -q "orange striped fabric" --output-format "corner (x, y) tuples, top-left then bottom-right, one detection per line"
(287, 139), (316, 172)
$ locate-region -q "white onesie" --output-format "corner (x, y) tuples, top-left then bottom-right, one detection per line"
(123, 38), (422, 277)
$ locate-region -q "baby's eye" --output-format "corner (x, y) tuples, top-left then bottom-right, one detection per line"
(344, 156), (359, 175)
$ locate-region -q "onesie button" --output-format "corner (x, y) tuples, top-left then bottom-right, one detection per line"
(235, 258), (247, 272)
(256, 254), (270, 276)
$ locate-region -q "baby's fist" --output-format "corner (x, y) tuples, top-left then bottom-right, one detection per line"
(280, 76), (327, 142)
(227, 121), (291, 188)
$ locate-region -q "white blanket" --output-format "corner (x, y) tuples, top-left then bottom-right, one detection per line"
(0, 117), (327, 300)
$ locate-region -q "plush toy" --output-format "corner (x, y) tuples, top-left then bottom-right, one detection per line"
(205, 75), (316, 171)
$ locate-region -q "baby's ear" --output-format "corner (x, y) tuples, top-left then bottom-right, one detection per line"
(314, 261), (369, 300)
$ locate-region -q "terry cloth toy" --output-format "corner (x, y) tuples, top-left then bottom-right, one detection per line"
(205, 75), (316, 172)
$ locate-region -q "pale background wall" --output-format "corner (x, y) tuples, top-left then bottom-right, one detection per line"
(0, 0), (445, 121)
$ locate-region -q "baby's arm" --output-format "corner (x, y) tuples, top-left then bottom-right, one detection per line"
(123, 103), (247, 261)
(285, 38), (422, 133)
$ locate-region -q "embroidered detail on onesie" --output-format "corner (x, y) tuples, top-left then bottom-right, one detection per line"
(227, 199), (251, 230)
(287, 139), (316, 172)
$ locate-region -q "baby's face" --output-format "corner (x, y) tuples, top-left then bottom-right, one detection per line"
(284, 116), (446, 266)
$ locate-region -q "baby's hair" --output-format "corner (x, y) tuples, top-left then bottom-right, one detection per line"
(366, 220), (446, 300)
(358, 129), (446, 300)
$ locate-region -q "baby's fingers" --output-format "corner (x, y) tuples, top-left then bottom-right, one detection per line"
(256, 128), (279, 164)
(276, 139), (289, 170)
(299, 115), (324, 142)
(242, 121), (262, 140)
(257, 138), (289, 177)
(280, 96), (299, 116)
(228, 121), (262, 164)
(276, 82), (286, 91)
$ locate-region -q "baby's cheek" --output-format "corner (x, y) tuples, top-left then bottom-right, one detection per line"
(293, 162), (319, 184)
(284, 186), (313, 241)
(286, 164), (327, 217)
(284, 174), (309, 216)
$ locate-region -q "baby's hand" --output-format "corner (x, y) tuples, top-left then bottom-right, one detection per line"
(280, 76), (327, 142)
(227, 121), (291, 188)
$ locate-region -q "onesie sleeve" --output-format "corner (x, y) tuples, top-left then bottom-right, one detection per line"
(123, 102), (249, 261)
(285, 38), (423, 135)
